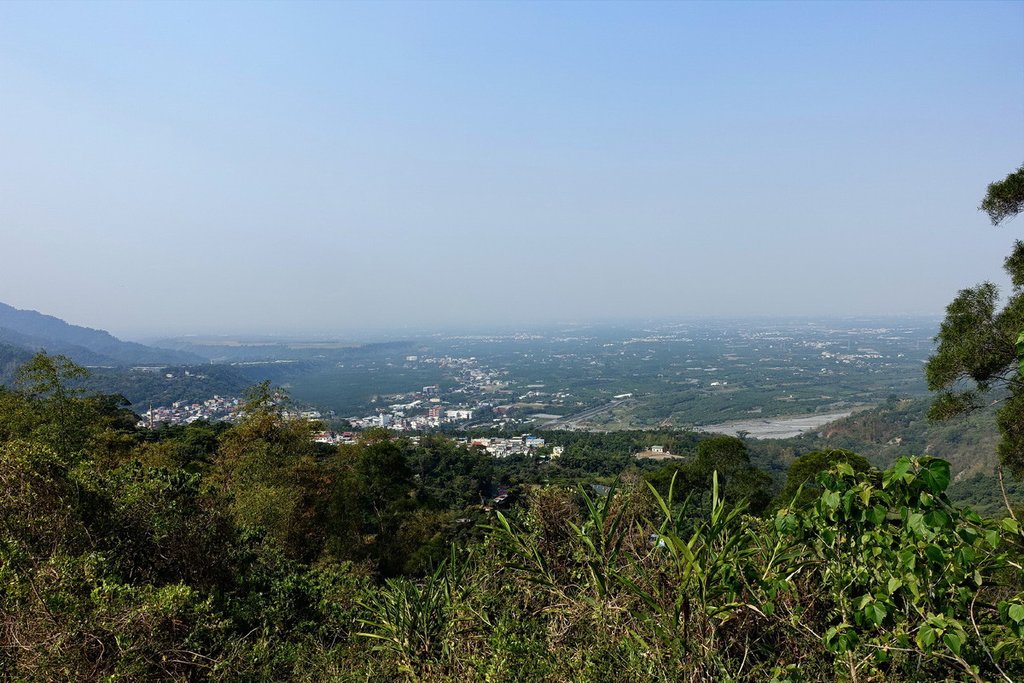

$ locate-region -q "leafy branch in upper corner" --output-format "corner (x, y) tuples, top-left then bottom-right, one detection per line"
(927, 164), (1024, 476)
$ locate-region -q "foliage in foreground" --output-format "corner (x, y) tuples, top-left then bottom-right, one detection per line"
(2, 354), (1024, 681)
(3, 445), (1023, 680)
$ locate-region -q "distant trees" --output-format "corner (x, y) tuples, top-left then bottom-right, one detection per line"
(927, 164), (1024, 475)
(646, 435), (773, 514)
(773, 448), (871, 509)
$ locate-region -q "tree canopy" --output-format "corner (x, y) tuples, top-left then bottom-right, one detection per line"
(927, 164), (1024, 475)
(981, 164), (1024, 226)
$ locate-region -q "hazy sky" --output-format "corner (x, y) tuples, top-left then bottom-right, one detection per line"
(1, 1), (1021, 339)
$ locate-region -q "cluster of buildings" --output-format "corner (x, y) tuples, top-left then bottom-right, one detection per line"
(310, 431), (559, 462)
(344, 354), (586, 432)
(348, 355), (507, 430)
(349, 405), (476, 431)
(137, 395), (242, 428)
(819, 349), (884, 366)
(312, 430), (357, 445)
(137, 397), (323, 429)
(469, 434), (550, 458)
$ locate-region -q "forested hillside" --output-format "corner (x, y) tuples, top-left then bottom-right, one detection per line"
(0, 301), (201, 366)
(0, 341), (32, 384)
(81, 364), (252, 408)
(757, 398), (1023, 514)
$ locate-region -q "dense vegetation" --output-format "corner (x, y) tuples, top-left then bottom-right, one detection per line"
(83, 364), (252, 408)
(754, 397), (1024, 514)
(2, 352), (1023, 681)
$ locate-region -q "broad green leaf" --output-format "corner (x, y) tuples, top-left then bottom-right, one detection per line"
(866, 602), (887, 626)
(885, 458), (912, 488)
(898, 549), (917, 571)
(920, 459), (950, 494)
(866, 505), (886, 525)
(916, 624), (936, 649)
(858, 486), (872, 507)
(924, 509), (950, 529)
(942, 632), (962, 656)
(907, 512), (927, 538)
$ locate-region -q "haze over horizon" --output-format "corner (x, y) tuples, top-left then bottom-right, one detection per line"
(1, 1), (1022, 339)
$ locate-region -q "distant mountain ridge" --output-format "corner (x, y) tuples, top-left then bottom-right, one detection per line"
(0, 302), (203, 366)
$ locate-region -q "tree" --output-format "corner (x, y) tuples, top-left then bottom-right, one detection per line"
(644, 435), (774, 514)
(328, 435), (416, 575)
(13, 352), (91, 459)
(213, 382), (322, 561)
(980, 165), (1024, 226)
(773, 448), (871, 510)
(927, 164), (1024, 475)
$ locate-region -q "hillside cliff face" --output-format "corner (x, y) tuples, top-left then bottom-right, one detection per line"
(0, 302), (201, 366)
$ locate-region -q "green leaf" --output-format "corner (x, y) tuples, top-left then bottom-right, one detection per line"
(916, 624), (937, 649)
(866, 602), (887, 626)
(907, 512), (927, 537)
(899, 548), (917, 571)
(858, 486), (872, 507)
(866, 505), (886, 525)
(1001, 517), (1019, 534)
(1009, 603), (1024, 624)
(885, 458), (912, 488)
(887, 577), (903, 595)
(842, 490), (854, 517)
(943, 632), (962, 655)
(824, 626), (841, 653)
(1017, 330), (1024, 375)
(924, 545), (945, 564)
(920, 459), (951, 494)
(924, 509), (950, 529)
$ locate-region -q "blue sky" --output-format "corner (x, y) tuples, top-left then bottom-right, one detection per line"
(0, 1), (1021, 338)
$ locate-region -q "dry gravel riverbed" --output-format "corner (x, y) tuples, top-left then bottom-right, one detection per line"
(698, 410), (858, 439)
